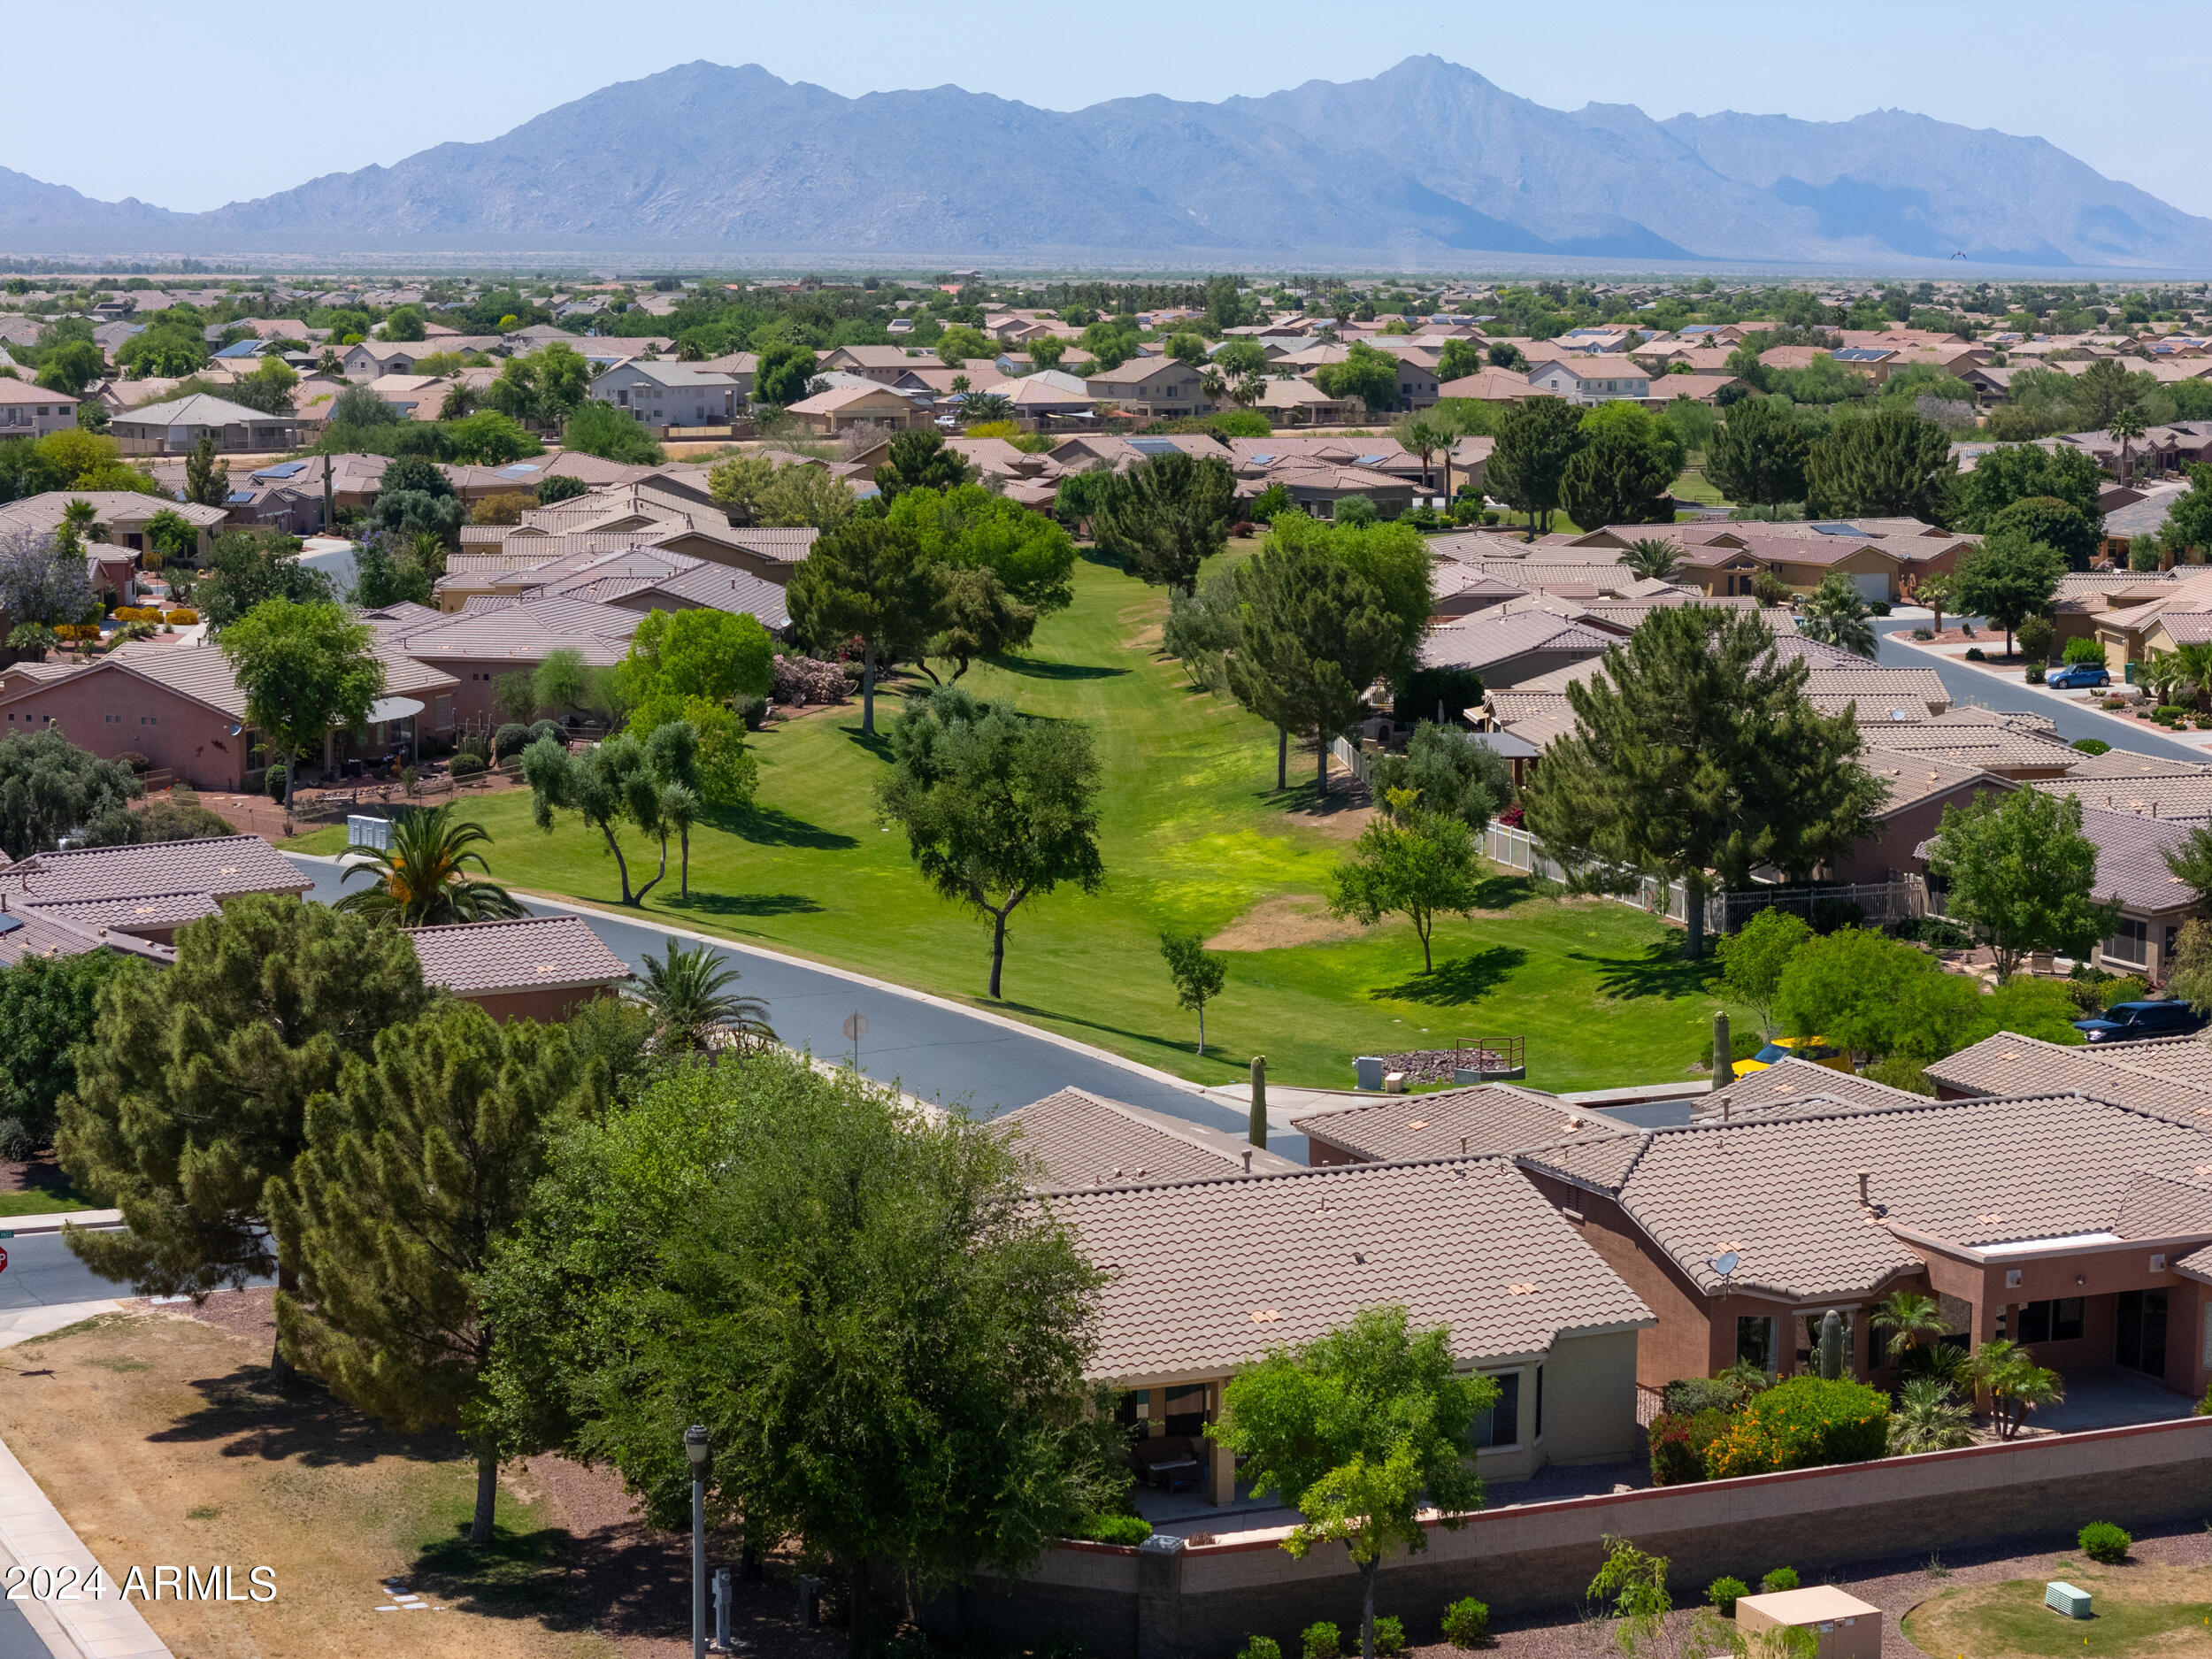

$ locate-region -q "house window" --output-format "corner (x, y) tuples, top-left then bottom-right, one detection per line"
(2016, 1298), (2085, 1344)
(2103, 917), (2149, 967)
(1467, 1371), (1521, 1448)
(1161, 1384), (1210, 1438)
(1736, 1314), (1778, 1373)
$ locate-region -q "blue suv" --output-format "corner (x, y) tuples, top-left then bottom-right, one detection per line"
(2044, 662), (2112, 689)
(2073, 1000), (2208, 1043)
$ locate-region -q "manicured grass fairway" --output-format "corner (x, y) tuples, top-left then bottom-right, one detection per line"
(291, 549), (1746, 1091)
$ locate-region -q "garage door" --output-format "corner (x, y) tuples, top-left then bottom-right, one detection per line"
(1852, 572), (1889, 603)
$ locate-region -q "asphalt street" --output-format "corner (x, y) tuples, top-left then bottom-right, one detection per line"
(1873, 615), (2206, 764)
(284, 856), (1261, 1138)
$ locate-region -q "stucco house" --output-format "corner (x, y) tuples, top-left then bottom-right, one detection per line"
(0, 379), (79, 438)
(1523, 357), (1650, 405)
(1084, 357), (1210, 419)
(111, 393), (299, 457)
(586, 361), (741, 431)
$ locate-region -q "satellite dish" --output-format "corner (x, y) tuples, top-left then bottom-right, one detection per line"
(1711, 1251), (1740, 1279)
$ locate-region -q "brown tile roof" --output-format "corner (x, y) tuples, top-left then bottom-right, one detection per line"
(1537, 1092), (2212, 1301)
(402, 916), (631, 995)
(19, 890), (220, 934)
(389, 595), (640, 666)
(1050, 1157), (1653, 1383)
(992, 1088), (1300, 1189)
(0, 835), (309, 907)
(2085, 1033), (2212, 1089)
(1694, 1058), (1929, 1123)
(1291, 1084), (1624, 1163)
(0, 901), (174, 968)
(1419, 612), (1616, 674)
(2114, 1171), (2212, 1238)
(1926, 1030), (2212, 1122)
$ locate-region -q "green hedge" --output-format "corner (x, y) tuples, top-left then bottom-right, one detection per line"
(1704, 1378), (1888, 1479)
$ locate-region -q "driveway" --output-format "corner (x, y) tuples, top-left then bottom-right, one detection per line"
(282, 856), (1304, 1153)
(1874, 616), (2208, 764)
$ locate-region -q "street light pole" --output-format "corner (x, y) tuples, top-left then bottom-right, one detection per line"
(685, 1424), (710, 1659)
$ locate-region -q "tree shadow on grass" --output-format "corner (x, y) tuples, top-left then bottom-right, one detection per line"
(712, 802), (859, 850)
(146, 1365), (457, 1468)
(1576, 939), (1724, 1001)
(662, 892), (824, 918)
(1371, 945), (1529, 1007)
(988, 657), (1130, 681)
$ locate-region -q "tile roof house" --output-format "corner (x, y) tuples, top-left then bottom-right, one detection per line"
(383, 595), (640, 726)
(0, 378), (79, 438)
(991, 1088), (1301, 1189)
(0, 640), (457, 792)
(1418, 612), (1617, 686)
(1517, 1090), (2212, 1401)
(1294, 1085), (1632, 1165)
(1523, 357), (1650, 405)
(1082, 357), (1209, 419)
(0, 833), (310, 951)
(1052, 1156), (1654, 1493)
(402, 916), (631, 1021)
(586, 361), (741, 432)
(111, 393), (299, 457)
(783, 381), (930, 436)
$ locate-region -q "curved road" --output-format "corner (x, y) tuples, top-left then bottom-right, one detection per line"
(1874, 615), (2207, 764)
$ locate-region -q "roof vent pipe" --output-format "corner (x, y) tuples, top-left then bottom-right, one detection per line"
(1858, 1171), (1871, 1208)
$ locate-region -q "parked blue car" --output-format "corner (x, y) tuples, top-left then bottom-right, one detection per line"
(2073, 1000), (2208, 1043)
(2044, 662), (2112, 689)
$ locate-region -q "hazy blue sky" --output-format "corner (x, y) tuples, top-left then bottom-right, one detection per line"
(17, 0), (2212, 215)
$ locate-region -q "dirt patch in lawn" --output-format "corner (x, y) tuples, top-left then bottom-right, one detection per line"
(1209, 894), (1376, 951)
(1903, 1560), (2212, 1657)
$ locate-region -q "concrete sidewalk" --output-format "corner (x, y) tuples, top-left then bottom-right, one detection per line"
(0, 1301), (167, 1659)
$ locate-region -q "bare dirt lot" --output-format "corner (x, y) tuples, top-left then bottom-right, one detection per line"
(0, 1301), (841, 1659)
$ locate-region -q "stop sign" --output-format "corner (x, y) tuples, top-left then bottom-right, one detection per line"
(0, 1246), (9, 1274)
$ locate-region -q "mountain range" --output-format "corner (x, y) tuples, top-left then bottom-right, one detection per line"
(4, 57), (2208, 270)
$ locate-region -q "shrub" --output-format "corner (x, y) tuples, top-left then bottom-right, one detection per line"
(455, 731), (490, 763)
(1373, 1614), (1406, 1655)
(1708, 1576), (1750, 1616)
(2078, 1522), (2131, 1563)
(2023, 663), (2046, 684)
(1964, 647), (1985, 661)
(0, 1118), (38, 1163)
(1869, 600), (1891, 617)
(1911, 626), (1934, 641)
(2062, 637), (2107, 665)
(1301, 1622), (1340, 1659)
(2016, 614), (2055, 664)
(449, 754), (487, 779)
(1863, 1055), (1933, 1095)
(113, 750), (150, 774)
(1761, 1566), (1800, 1594)
(529, 718), (564, 743)
(2071, 737), (2111, 755)
(1704, 1378), (1889, 1480)
(493, 722), (532, 760)
(1239, 1640), (1283, 1659)
(1650, 1407), (1733, 1486)
(1440, 1597), (1489, 1648)
(265, 764), (288, 802)
(1661, 1375), (1748, 1417)
(1071, 1513), (1150, 1546)
(165, 608), (198, 625)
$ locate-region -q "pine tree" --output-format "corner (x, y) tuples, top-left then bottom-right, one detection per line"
(1087, 451), (1235, 595)
(1520, 609), (1882, 956)
(1703, 395), (1811, 508)
(1226, 541), (1398, 798)
(1485, 396), (1585, 534)
(271, 1002), (596, 1544)
(1805, 407), (1955, 520)
(56, 896), (434, 1378)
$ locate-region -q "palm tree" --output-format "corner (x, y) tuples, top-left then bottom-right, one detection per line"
(1796, 572), (1878, 657)
(2143, 648), (2191, 708)
(1232, 373), (1265, 412)
(1199, 366), (1227, 409)
(1394, 415), (1446, 501)
(1622, 537), (1682, 582)
(334, 803), (527, 925)
(1886, 1376), (1973, 1455)
(1870, 1289), (1947, 1363)
(2175, 639), (2212, 712)
(2108, 406), (2147, 483)
(629, 941), (775, 1052)
(1963, 1338), (2064, 1440)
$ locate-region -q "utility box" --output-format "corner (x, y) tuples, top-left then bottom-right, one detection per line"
(2046, 1580), (2092, 1618)
(1354, 1056), (1385, 1091)
(1735, 1586), (1882, 1659)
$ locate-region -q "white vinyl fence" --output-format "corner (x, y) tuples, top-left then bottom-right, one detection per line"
(1479, 819), (1921, 934)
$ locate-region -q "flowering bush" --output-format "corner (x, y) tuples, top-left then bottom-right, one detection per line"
(772, 653), (849, 706)
(164, 608), (198, 625)
(1649, 1407), (1732, 1486)
(1703, 1378), (1888, 1479)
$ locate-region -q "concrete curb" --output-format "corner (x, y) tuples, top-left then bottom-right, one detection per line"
(0, 1213), (121, 1238)
(283, 852), (1213, 1102)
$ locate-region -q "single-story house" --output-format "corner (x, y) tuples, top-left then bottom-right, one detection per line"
(783, 382), (929, 437)
(402, 916), (631, 1022)
(990, 1087), (1301, 1189)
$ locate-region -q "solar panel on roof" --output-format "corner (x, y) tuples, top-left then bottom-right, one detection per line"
(497, 463), (542, 477)
(253, 460), (307, 479)
(1249, 454), (1277, 465)
(1127, 437), (1178, 456)
(226, 490), (254, 503)
(0, 914), (19, 938)
(1810, 521), (1860, 535)
(1357, 455), (1386, 465)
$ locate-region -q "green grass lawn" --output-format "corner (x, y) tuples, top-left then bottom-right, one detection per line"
(291, 548), (1745, 1092)
(0, 1191), (96, 1217)
(1904, 1564), (2212, 1656)
(1672, 466), (1730, 507)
